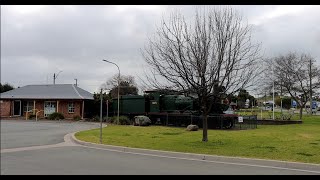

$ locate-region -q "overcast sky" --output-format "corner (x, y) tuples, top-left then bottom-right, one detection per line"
(1, 5), (320, 95)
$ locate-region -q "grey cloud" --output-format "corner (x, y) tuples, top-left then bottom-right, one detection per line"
(1, 5), (320, 93)
(251, 7), (320, 60)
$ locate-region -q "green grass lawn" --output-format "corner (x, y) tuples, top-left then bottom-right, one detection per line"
(75, 115), (320, 164)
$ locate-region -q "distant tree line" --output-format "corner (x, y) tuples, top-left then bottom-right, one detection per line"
(0, 83), (14, 93)
(263, 52), (320, 119)
(85, 75), (140, 118)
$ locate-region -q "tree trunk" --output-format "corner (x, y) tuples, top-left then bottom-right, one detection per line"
(299, 107), (303, 120)
(202, 114), (208, 142)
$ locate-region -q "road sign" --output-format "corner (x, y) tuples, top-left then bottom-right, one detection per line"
(292, 100), (297, 108)
(312, 101), (317, 109)
(238, 116), (243, 123)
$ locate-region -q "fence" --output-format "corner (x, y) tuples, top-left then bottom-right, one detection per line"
(233, 115), (257, 130)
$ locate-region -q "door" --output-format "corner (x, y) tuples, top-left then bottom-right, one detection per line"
(13, 100), (21, 116)
(44, 101), (56, 117)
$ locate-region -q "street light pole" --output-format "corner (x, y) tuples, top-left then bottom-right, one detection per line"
(103, 59), (120, 125)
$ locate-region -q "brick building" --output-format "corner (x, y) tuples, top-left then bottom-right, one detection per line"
(0, 84), (93, 119)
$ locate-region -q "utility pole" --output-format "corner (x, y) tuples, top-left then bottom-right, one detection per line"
(74, 78), (78, 86)
(309, 57), (313, 115)
(53, 71), (62, 85)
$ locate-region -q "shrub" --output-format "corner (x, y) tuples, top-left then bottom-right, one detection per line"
(48, 112), (65, 120)
(104, 116), (113, 123)
(119, 116), (131, 125)
(73, 115), (82, 121)
(268, 111), (273, 119)
(109, 116), (117, 124)
(92, 115), (100, 122)
(91, 115), (114, 122)
(110, 116), (130, 125)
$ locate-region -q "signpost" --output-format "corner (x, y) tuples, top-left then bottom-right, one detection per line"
(238, 116), (243, 129)
(100, 89), (103, 144)
(292, 100), (297, 108)
(106, 100), (108, 123)
(312, 101), (317, 114)
(238, 116), (243, 123)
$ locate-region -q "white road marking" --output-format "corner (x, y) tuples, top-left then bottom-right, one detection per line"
(1, 133), (78, 153)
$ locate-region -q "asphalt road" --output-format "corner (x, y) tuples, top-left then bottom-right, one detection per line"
(1, 120), (99, 149)
(1, 120), (320, 175)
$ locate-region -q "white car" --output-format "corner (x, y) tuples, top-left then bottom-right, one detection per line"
(261, 106), (273, 111)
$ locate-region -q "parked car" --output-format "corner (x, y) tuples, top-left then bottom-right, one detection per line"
(261, 106), (273, 111)
(317, 102), (320, 111)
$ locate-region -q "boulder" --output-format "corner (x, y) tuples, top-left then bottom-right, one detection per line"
(134, 116), (151, 126)
(186, 124), (199, 131)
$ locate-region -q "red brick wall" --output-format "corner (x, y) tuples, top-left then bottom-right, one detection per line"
(34, 100), (82, 119)
(35, 101), (44, 117)
(57, 100), (82, 119)
(0, 100), (12, 117)
(1, 99), (84, 119)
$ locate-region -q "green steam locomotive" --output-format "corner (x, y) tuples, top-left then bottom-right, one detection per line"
(111, 90), (237, 129)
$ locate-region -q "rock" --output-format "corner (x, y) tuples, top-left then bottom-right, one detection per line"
(134, 116), (151, 126)
(186, 124), (199, 131)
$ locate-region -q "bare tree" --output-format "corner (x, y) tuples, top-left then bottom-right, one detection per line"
(101, 74), (138, 98)
(264, 52), (320, 120)
(142, 7), (261, 142)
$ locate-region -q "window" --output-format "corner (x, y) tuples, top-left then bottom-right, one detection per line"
(68, 102), (74, 113)
(23, 101), (34, 112)
(44, 101), (56, 117)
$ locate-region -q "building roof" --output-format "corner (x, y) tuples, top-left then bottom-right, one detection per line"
(0, 84), (93, 100)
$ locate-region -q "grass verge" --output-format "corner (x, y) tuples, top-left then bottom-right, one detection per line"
(75, 115), (320, 164)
